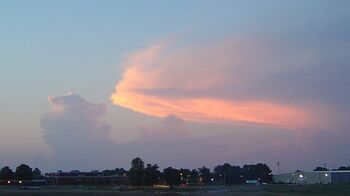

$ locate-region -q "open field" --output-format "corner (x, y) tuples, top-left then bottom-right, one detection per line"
(1, 184), (350, 196)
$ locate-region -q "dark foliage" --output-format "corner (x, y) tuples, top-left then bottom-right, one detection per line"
(15, 164), (33, 180)
(143, 163), (160, 186)
(32, 168), (42, 176)
(128, 157), (145, 186)
(0, 166), (14, 180)
(103, 168), (127, 176)
(213, 163), (272, 184)
(338, 166), (350, 170)
(162, 167), (181, 186)
(313, 167), (329, 171)
(188, 169), (199, 184)
(198, 166), (212, 183)
(179, 168), (191, 184)
(0, 158), (276, 186)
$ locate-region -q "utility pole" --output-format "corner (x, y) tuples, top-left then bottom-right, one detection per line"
(277, 162), (280, 175)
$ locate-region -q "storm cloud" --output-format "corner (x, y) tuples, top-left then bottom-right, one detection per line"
(40, 93), (116, 170)
(39, 93), (350, 171)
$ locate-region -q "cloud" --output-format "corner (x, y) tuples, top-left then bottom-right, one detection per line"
(39, 94), (191, 170)
(139, 114), (188, 139)
(38, 94), (350, 172)
(111, 38), (315, 128)
(40, 93), (116, 170)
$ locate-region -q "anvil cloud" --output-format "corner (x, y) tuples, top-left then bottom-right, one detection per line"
(111, 38), (314, 128)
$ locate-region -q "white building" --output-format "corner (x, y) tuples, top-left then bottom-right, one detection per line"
(274, 170), (350, 184)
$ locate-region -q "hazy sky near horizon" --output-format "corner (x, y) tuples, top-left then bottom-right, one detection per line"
(1, 0), (350, 173)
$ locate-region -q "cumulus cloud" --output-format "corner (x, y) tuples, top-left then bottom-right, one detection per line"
(40, 93), (116, 170)
(39, 94), (190, 170)
(38, 94), (350, 171)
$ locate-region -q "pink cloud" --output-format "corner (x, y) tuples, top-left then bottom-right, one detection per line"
(111, 38), (313, 128)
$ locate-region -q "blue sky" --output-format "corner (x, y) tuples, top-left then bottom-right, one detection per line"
(1, 0), (350, 172)
(2, 0), (347, 109)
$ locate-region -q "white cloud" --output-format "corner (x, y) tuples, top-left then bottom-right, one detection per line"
(40, 93), (116, 170)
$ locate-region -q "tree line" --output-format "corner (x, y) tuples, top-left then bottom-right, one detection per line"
(122, 157), (273, 186)
(0, 159), (272, 186)
(2, 159), (350, 186)
(0, 164), (42, 181)
(313, 166), (350, 171)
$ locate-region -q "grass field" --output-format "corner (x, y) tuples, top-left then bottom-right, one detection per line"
(1, 184), (350, 195)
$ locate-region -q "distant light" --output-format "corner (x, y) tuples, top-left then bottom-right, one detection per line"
(180, 173), (183, 176)
(291, 174), (294, 176)
(220, 174), (222, 177)
(299, 174), (303, 178)
(19, 181), (22, 184)
(325, 174), (328, 177)
(7, 181), (10, 184)
(211, 178), (214, 181)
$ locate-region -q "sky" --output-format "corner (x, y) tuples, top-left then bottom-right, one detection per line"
(0, 0), (350, 173)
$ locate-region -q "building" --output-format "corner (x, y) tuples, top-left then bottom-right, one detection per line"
(45, 171), (127, 186)
(274, 170), (350, 184)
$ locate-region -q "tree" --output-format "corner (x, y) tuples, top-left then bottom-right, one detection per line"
(103, 168), (127, 176)
(115, 168), (127, 176)
(143, 163), (160, 186)
(128, 157), (145, 186)
(33, 168), (41, 176)
(0, 166), (14, 181)
(162, 167), (181, 187)
(313, 167), (329, 171)
(179, 168), (191, 184)
(198, 167), (212, 184)
(32, 168), (43, 180)
(214, 163), (243, 184)
(188, 169), (199, 184)
(243, 163), (272, 183)
(255, 163), (272, 182)
(15, 164), (33, 180)
(338, 166), (350, 171)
